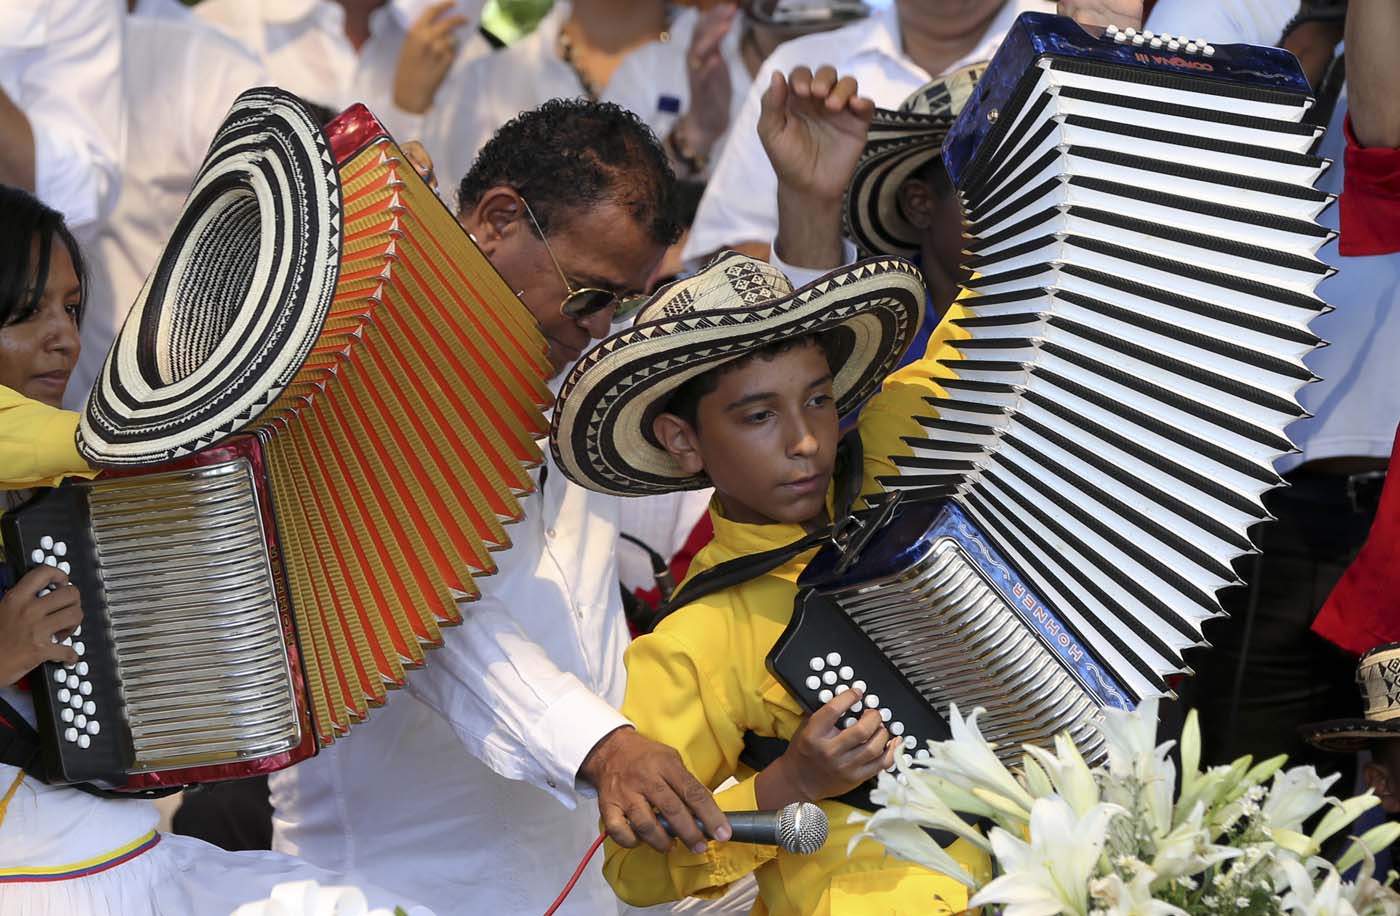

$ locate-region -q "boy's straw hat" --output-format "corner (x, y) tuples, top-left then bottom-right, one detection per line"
(1302, 642), (1400, 752)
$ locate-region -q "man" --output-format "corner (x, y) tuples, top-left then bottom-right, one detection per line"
(0, 0), (123, 234)
(269, 100), (730, 916)
(197, 0), (489, 143)
(682, 0), (1050, 265)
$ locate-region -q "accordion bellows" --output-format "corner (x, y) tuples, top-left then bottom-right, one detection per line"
(868, 17), (1330, 760)
(5, 89), (551, 788)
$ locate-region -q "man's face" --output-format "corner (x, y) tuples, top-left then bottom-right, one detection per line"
(461, 191), (665, 376)
(656, 340), (840, 527)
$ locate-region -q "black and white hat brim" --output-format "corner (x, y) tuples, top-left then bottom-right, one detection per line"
(551, 257), (925, 497)
(80, 88), (342, 467)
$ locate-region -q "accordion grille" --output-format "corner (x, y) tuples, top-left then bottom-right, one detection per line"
(827, 537), (1105, 764)
(88, 460), (299, 770)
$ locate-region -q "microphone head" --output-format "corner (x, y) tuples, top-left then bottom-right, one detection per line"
(777, 802), (829, 854)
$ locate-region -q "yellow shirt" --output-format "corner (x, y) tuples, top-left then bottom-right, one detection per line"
(0, 385), (94, 489)
(604, 305), (986, 915)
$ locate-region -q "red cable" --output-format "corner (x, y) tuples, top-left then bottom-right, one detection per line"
(542, 831), (606, 916)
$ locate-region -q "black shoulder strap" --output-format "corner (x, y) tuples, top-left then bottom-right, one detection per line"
(0, 695), (42, 775)
(645, 430), (865, 633)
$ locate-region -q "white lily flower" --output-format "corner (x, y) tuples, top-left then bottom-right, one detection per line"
(1149, 802), (1241, 881)
(864, 766), (991, 852)
(1022, 732), (1100, 817)
(851, 814), (979, 889)
(1280, 859), (1360, 916)
(1264, 767), (1340, 834)
(968, 797), (1123, 916)
(925, 705), (1036, 817)
(1089, 868), (1188, 916)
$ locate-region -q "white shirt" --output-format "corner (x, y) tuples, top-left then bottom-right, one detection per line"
(271, 444), (632, 915)
(66, 0), (268, 410)
(0, 0), (123, 231)
(197, 0), (490, 144)
(1144, 0), (1400, 468)
(601, 8), (748, 155)
(682, 0), (1050, 265)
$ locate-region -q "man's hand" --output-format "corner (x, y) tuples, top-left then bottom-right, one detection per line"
(580, 726), (732, 854)
(758, 65), (873, 205)
(0, 566), (82, 687)
(1057, 0), (1144, 30)
(672, 3), (738, 171)
(756, 688), (896, 809)
(393, 1), (470, 115)
(400, 139), (438, 192)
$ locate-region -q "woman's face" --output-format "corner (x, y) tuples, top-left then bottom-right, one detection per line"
(0, 239), (81, 408)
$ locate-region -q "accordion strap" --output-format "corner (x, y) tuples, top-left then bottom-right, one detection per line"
(646, 430), (866, 633)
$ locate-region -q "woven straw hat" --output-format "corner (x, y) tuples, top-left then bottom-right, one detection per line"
(844, 65), (983, 258)
(1302, 642), (1400, 752)
(550, 251), (925, 496)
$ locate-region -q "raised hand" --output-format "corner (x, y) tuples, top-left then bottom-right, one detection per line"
(0, 566), (82, 687)
(756, 688), (897, 809)
(581, 726), (733, 854)
(393, 1), (471, 115)
(672, 2), (738, 174)
(758, 65), (874, 205)
(1057, 0), (1144, 30)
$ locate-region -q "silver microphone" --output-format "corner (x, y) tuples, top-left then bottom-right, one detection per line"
(658, 802), (829, 855)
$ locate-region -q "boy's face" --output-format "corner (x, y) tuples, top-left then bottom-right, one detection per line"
(655, 340), (840, 527)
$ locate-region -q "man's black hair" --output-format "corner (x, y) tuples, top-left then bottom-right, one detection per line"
(0, 184), (86, 330)
(663, 332), (843, 431)
(457, 99), (683, 246)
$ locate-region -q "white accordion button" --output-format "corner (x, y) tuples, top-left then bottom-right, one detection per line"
(57, 688), (70, 703)
(1150, 37), (1162, 48)
(879, 708), (892, 722)
(30, 548), (43, 564)
(849, 699), (863, 714)
(40, 536), (53, 551)
(1203, 44), (1216, 55)
(74, 641), (85, 657)
(834, 683), (849, 695)
(1185, 41), (1198, 53)
(915, 749), (930, 761)
(54, 541), (66, 557)
(58, 561), (70, 574)
(83, 701), (95, 715)
(808, 656), (825, 672)
(86, 720), (100, 736)
(76, 661), (88, 676)
(864, 694), (880, 709)
(902, 735), (916, 749)
(818, 689), (833, 703)
(837, 665), (853, 681)
(60, 708), (73, 723)
(890, 721), (905, 736)
(64, 727), (77, 743)
(841, 717), (856, 729)
(821, 670), (837, 686)
(852, 679), (866, 693)
(75, 715), (87, 729)
(66, 675), (78, 690)
(69, 693), (82, 709)
(44, 555), (57, 567)
(53, 669), (65, 684)
(1132, 34), (1144, 45)
(77, 734), (90, 749)
(805, 675), (821, 691)
(825, 652), (841, 667)
(1168, 39), (1180, 50)
(78, 681), (92, 696)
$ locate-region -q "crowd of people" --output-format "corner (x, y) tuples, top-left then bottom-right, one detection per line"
(2, 0), (1400, 914)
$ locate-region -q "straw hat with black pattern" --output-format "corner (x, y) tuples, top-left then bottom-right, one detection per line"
(550, 251), (926, 497)
(1302, 642), (1400, 752)
(843, 65), (984, 259)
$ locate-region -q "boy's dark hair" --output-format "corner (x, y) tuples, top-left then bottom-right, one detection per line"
(457, 99), (683, 246)
(910, 155), (954, 200)
(663, 332), (843, 431)
(0, 184), (86, 329)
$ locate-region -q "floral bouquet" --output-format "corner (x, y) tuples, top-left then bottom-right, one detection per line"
(853, 699), (1400, 915)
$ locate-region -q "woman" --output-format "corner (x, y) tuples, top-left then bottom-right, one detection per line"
(0, 185), (429, 915)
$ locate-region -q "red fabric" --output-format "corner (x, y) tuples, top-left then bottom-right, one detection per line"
(627, 512), (716, 637)
(1313, 424), (1400, 654)
(1340, 114), (1400, 256)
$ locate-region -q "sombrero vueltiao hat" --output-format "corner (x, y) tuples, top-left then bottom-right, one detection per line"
(551, 251), (925, 497)
(843, 65), (984, 258)
(1302, 642), (1400, 752)
(79, 88), (341, 465)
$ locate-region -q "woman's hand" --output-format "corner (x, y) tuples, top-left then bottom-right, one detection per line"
(756, 687), (897, 809)
(0, 566), (82, 687)
(393, 1), (471, 115)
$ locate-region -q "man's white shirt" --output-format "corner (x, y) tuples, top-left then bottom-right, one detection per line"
(197, 0), (490, 143)
(67, 0), (268, 410)
(270, 435), (631, 915)
(0, 0), (123, 231)
(682, 0), (1051, 265)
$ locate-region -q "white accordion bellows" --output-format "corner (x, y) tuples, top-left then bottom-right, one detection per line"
(880, 18), (1334, 746)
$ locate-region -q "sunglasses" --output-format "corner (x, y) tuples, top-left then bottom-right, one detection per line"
(519, 197), (649, 322)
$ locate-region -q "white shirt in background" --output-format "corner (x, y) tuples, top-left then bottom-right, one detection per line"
(196, 0), (490, 143)
(271, 439), (633, 915)
(0, 0), (123, 231)
(1146, 0), (1400, 469)
(682, 0), (1050, 265)
(601, 8), (747, 154)
(66, 0), (268, 410)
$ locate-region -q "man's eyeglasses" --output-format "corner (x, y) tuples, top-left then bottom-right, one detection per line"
(519, 197), (649, 322)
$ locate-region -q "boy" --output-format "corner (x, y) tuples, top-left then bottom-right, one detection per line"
(549, 245), (986, 913)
